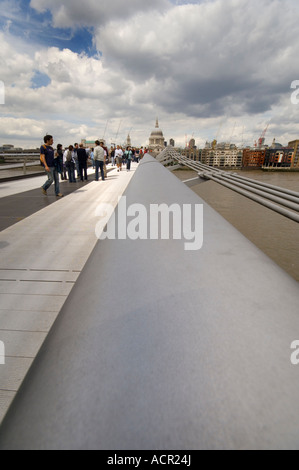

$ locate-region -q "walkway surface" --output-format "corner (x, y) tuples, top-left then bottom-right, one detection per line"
(0, 163), (137, 423)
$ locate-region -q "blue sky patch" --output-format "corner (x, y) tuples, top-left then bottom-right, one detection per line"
(0, 0), (96, 56)
(31, 70), (51, 89)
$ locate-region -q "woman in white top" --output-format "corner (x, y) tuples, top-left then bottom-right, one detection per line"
(115, 145), (123, 172)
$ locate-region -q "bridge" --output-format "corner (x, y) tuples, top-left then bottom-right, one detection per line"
(157, 147), (299, 223)
(0, 160), (44, 181)
(0, 154), (298, 450)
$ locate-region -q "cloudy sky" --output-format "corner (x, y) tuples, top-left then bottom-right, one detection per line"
(0, 0), (299, 149)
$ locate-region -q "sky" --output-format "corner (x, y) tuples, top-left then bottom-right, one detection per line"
(0, 0), (299, 149)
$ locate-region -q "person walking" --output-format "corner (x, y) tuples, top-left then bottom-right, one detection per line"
(63, 145), (76, 182)
(73, 143), (80, 180)
(40, 135), (63, 197)
(77, 144), (88, 181)
(94, 140), (105, 181)
(55, 144), (66, 180)
(90, 147), (95, 168)
(125, 146), (133, 171)
(110, 146), (115, 166)
(115, 145), (123, 172)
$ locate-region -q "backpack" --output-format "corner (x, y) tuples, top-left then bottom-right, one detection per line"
(66, 150), (73, 162)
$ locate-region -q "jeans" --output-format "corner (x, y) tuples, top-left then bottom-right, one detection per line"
(66, 162), (76, 182)
(42, 167), (60, 195)
(95, 160), (105, 181)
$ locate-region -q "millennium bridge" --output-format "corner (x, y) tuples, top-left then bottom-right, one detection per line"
(0, 152), (298, 450)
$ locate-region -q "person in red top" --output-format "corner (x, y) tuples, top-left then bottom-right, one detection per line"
(40, 135), (63, 197)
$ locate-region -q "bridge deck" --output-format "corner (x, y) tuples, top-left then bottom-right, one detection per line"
(1, 157), (299, 449)
(0, 164), (137, 422)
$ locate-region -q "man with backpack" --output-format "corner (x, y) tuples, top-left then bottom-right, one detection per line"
(40, 135), (63, 197)
(63, 145), (76, 182)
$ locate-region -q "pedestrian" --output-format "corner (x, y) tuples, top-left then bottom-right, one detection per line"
(77, 144), (88, 181)
(125, 146), (133, 171)
(90, 147), (95, 168)
(115, 145), (123, 172)
(55, 144), (66, 180)
(40, 135), (63, 197)
(73, 143), (80, 180)
(110, 146), (115, 166)
(94, 140), (105, 181)
(64, 145), (76, 182)
(103, 144), (108, 179)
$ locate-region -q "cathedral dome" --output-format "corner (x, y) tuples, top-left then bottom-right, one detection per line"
(150, 118), (164, 137)
(149, 118), (165, 156)
(151, 128), (163, 137)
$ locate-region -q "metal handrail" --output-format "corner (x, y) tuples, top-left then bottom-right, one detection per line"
(158, 149), (299, 223)
(206, 172), (299, 212)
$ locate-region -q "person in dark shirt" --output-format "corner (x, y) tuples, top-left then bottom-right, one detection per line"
(40, 135), (63, 197)
(77, 144), (88, 181)
(55, 143), (66, 180)
(73, 143), (80, 180)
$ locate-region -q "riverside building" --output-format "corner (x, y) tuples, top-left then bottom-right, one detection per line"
(263, 148), (294, 168)
(242, 148), (267, 168)
(201, 142), (242, 168)
(288, 140), (299, 168)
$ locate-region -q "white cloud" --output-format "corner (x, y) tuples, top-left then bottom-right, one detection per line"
(0, 116), (45, 140)
(1, 0), (299, 148)
(0, 32), (35, 87)
(97, 0), (299, 109)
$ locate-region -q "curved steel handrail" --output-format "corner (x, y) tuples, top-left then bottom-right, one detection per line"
(158, 149), (299, 223)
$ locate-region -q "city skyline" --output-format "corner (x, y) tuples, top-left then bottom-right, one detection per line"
(0, 0), (299, 149)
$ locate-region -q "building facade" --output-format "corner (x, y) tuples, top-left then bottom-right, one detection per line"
(201, 142), (242, 168)
(263, 148), (294, 168)
(181, 148), (201, 161)
(242, 149), (267, 168)
(149, 119), (166, 156)
(288, 140), (299, 168)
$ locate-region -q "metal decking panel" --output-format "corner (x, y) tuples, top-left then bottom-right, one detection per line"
(0, 156), (298, 450)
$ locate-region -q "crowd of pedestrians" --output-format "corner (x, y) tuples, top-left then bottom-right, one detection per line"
(40, 134), (147, 197)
